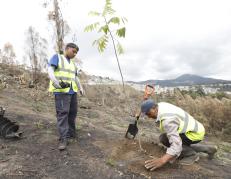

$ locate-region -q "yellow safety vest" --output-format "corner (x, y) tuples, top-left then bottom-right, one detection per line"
(158, 102), (205, 141)
(49, 54), (78, 93)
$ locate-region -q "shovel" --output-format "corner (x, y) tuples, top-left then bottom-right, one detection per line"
(125, 84), (155, 139)
(125, 116), (139, 139)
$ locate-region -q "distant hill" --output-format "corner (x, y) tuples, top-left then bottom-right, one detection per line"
(128, 74), (231, 87)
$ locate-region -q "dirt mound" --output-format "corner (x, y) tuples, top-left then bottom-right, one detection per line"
(95, 139), (231, 178)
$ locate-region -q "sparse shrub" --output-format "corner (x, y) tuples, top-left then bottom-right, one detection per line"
(106, 158), (115, 166)
(169, 93), (231, 137)
(215, 92), (227, 100)
(222, 122), (231, 135)
(195, 87), (206, 97)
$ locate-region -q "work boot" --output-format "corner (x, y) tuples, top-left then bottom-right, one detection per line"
(180, 145), (197, 158)
(179, 145), (199, 165)
(58, 139), (68, 151)
(191, 144), (218, 159)
(179, 153), (200, 165)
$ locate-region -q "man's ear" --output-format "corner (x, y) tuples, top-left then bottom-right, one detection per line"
(151, 106), (156, 111)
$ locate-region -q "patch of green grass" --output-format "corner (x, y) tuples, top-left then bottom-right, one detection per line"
(32, 103), (43, 112)
(219, 143), (231, 153)
(76, 122), (83, 130)
(34, 120), (44, 129)
(106, 158), (116, 167)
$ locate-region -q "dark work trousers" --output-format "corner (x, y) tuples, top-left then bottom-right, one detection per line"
(159, 133), (201, 147)
(55, 93), (78, 140)
(159, 133), (201, 158)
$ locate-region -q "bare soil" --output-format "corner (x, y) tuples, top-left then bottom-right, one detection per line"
(0, 85), (231, 179)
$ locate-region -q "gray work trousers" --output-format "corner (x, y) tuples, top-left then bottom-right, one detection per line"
(55, 93), (78, 140)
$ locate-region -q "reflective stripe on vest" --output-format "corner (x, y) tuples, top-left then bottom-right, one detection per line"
(58, 55), (76, 74)
(48, 54), (78, 93)
(160, 112), (201, 133)
(159, 112), (205, 141)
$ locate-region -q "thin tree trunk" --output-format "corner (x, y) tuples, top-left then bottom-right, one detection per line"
(104, 18), (125, 92)
(53, 0), (64, 53)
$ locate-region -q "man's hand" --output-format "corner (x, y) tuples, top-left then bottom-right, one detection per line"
(145, 157), (166, 171)
(145, 154), (174, 171)
(52, 82), (62, 89)
(79, 88), (85, 96)
(59, 81), (70, 88)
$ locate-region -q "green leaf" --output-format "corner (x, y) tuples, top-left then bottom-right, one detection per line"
(108, 17), (120, 25)
(117, 42), (124, 54)
(103, 0), (115, 16)
(98, 25), (109, 34)
(92, 35), (109, 53)
(88, 11), (101, 16)
(84, 22), (100, 32)
(98, 35), (108, 52)
(116, 27), (126, 38)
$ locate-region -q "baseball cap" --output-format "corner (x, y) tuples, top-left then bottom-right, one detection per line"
(141, 99), (156, 114)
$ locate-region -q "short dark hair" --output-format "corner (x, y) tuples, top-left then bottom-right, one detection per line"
(65, 43), (79, 51)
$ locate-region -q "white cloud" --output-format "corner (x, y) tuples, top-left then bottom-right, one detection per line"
(0, 0), (231, 81)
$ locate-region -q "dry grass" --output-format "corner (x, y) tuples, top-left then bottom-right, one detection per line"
(1, 62), (231, 140)
(169, 92), (231, 139)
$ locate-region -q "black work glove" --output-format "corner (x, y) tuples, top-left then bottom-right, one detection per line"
(59, 81), (70, 88)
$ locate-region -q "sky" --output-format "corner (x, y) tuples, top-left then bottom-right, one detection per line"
(0, 0), (231, 81)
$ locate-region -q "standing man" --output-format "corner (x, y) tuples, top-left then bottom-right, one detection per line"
(48, 43), (84, 151)
(140, 99), (217, 170)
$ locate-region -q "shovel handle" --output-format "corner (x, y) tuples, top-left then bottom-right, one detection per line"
(135, 110), (141, 119)
(134, 116), (139, 125)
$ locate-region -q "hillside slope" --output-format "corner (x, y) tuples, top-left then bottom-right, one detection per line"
(130, 74), (231, 86)
(0, 64), (231, 178)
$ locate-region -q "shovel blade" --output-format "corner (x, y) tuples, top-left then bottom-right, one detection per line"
(125, 123), (138, 139)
